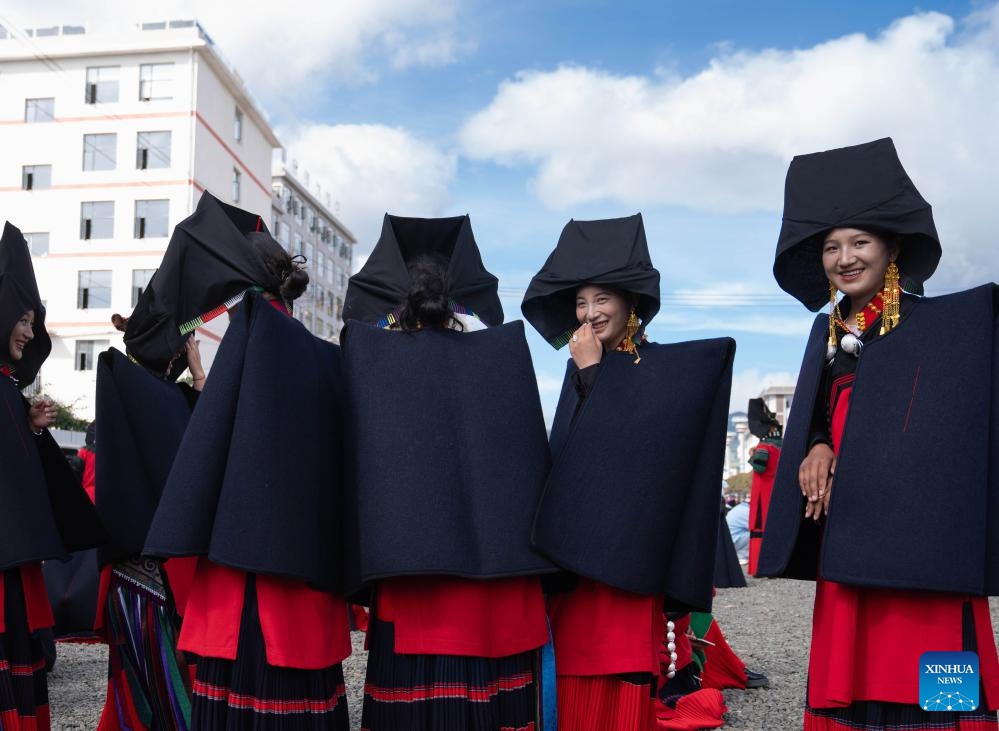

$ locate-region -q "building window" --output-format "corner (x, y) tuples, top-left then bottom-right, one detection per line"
(80, 201), (114, 239)
(83, 133), (117, 171)
(131, 269), (155, 306)
(24, 232), (49, 257)
(232, 168), (241, 203)
(136, 131), (171, 169)
(139, 63), (174, 101)
(305, 242), (314, 264)
(75, 339), (109, 371)
(293, 233), (302, 257)
(21, 165), (51, 190)
(134, 199), (169, 238)
(77, 270), (112, 309)
(85, 66), (119, 104)
(25, 98), (55, 122)
(234, 107), (243, 142)
(277, 221), (290, 247)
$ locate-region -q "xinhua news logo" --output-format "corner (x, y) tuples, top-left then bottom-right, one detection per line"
(919, 651), (980, 712)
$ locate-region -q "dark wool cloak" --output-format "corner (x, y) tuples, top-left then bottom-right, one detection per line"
(341, 320), (556, 593)
(714, 504), (747, 589)
(0, 376), (105, 571)
(342, 214), (503, 327)
(94, 348), (196, 567)
(534, 338), (735, 611)
(757, 285), (999, 595)
(144, 293), (344, 592)
(0, 222), (51, 387)
(124, 192), (286, 379)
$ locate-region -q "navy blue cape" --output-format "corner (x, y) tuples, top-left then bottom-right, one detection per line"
(758, 284), (999, 595)
(144, 294), (344, 592)
(534, 338), (735, 610)
(341, 320), (556, 594)
(0, 378), (105, 571)
(94, 349), (195, 567)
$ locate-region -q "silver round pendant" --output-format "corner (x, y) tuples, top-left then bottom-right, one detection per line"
(840, 332), (863, 356)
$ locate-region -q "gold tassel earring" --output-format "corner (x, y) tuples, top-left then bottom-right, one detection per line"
(624, 310), (642, 364)
(826, 281), (838, 360)
(880, 261), (900, 335)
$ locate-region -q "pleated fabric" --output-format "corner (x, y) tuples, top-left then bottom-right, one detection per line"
(555, 674), (655, 731)
(0, 570), (50, 731)
(96, 557), (192, 731)
(190, 577), (348, 731)
(361, 616), (538, 731)
(804, 702), (998, 730)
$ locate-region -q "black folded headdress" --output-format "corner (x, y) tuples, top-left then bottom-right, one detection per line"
(342, 214), (503, 327)
(123, 191), (288, 379)
(774, 138), (941, 311)
(521, 213), (660, 348)
(0, 222), (51, 387)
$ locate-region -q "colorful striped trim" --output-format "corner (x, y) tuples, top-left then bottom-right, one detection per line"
(192, 679), (345, 715)
(550, 330), (574, 349)
(364, 670), (534, 704)
(0, 658), (47, 676)
(178, 286), (263, 335)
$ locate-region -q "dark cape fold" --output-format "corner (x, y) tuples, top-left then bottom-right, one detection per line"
(0, 222), (51, 387)
(758, 285), (999, 595)
(534, 339), (735, 611)
(0, 378), (105, 571)
(342, 214), (502, 327)
(341, 320), (556, 594)
(144, 293), (344, 592)
(94, 348), (196, 567)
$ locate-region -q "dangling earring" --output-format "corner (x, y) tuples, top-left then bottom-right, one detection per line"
(623, 310), (642, 364)
(826, 281), (838, 360)
(880, 261), (900, 336)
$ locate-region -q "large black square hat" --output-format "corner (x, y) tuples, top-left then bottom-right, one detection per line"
(521, 213), (660, 348)
(342, 214), (503, 327)
(124, 191), (287, 379)
(0, 222), (51, 388)
(774, 138), (941, 311)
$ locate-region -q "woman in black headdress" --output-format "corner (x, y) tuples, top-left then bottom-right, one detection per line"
(758, 138), (999, 729)
(0, 222), (104, 730)
(342, 214), (554, 731)
(143, 214), (352, 730)
(94, 192), (308, 731)
(522, 214), (735, 730)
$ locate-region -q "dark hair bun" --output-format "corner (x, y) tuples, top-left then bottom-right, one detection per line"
(281, 268), (309, 302)
(400, 254), (461, 331)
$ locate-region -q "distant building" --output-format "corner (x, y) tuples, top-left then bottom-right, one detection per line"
(725, 383), (795, 477)
(0, 20), (354, 417)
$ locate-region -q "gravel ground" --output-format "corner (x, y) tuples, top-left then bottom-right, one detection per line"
(47, 579), (999, 730)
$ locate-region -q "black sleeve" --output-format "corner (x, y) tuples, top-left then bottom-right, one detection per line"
(569, 364), (599, 428)
(806, 368), (832, 451)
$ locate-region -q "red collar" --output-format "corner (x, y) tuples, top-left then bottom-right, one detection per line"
(836, 292), (885, 334)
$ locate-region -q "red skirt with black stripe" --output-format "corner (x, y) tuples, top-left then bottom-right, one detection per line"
(0, 567), (51, 731)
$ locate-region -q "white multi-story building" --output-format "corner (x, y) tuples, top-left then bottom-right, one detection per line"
(271, 155), (356, 342)
(0, 20), (353, 418)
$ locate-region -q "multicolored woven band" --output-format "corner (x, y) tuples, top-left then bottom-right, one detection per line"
(178, 286), (263, 335)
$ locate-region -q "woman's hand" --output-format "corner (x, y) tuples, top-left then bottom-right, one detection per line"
(799, 442), (835, 521)
(568, 323), (602, 369)
(186, 336), (206, 391)
(28, 398), (58, 433)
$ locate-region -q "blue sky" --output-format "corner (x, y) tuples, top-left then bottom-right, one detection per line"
(8, 0), (999, 421)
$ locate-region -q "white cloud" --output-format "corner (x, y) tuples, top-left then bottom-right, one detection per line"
(459, 7), (999, 288)
(1, 0), (469, 97)
(729, 368), (799, 414)
(281, 123), (457, 253)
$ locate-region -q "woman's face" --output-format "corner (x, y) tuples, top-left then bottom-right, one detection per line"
(8, 310), (35, 362)
(575, 285), (630, 350)
(822, 228), (897, 305)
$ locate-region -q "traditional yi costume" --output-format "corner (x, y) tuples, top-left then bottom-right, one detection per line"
(758, 138), (999, 730)
(0, 222), (105, 730)
(342, 214), (554, 731)
(521, 214), (735, 731)
(746, 398), (781, 577)
(144, 283), (351, 730)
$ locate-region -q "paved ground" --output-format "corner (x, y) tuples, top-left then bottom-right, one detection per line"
(47, 578), (999, 730)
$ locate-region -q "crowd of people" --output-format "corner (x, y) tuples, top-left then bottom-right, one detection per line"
(1, 136), (997, 731)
